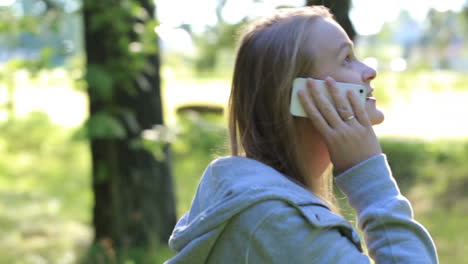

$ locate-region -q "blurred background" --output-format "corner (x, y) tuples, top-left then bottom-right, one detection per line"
(1, 0), (467, 263)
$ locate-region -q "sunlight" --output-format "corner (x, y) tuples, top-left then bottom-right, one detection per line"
(162, 77), (230, 125)
(155, 24), (194, 53)
(390, 58), (407, 72)
(363, 57), (379, 71)
(157, 0), (218, 32)
(374, 90), (468, 139)
(6, 67), (468, 140)
(0, 0), (15, 6)
(8, 69), (88, 127)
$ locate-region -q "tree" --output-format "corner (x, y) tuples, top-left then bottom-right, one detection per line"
(307, 0), (356, 40)
(82, 0), (176, 261)
(193, 0), (247, 73)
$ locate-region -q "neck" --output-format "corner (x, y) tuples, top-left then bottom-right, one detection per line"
(296, 118), (331, 182)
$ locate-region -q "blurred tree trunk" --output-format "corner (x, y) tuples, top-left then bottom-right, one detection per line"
(83, 0), (176, 260)
(307, 0), (356, 40)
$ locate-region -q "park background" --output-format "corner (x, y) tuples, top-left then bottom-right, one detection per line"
(1, 0), (468, 263)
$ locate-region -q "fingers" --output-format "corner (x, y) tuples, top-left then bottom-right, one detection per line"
(298, 82), (331, 135)
(325, 77), (355, 124)
(306, 79), (343, 128)
(347, 90), (371, 127)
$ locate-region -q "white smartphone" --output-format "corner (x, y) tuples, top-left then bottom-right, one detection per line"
(290, 77), (367, 117)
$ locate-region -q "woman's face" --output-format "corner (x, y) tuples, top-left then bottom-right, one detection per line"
(308, 17), (384, 125)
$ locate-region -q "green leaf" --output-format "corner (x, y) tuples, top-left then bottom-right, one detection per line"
(86, 64), (114, 101)
(86, 112), (126, 139)
(119, 109), (140, 134)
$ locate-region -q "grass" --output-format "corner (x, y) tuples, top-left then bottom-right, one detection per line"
(0, 113), (92, 263)
(418, 209), (468, 263)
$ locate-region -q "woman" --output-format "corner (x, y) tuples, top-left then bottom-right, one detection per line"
(166, 6), (438, 264)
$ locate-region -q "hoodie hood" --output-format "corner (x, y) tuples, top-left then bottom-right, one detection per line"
(165, 156), (330, 263)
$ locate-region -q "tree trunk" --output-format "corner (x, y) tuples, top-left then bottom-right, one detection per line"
(307, 0), (356, 40)
(82, 0), (176, 259)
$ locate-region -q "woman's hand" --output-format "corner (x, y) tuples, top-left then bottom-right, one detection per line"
(298, 77), (382, 173)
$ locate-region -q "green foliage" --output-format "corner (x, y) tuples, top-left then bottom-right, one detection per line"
(0, 112), (92, 263)
(417, 209), (468, 263)
(83, 241), (174, 264)
(0, 5), (40, 35)
(0, 0), (63, 121)
(380, 138), (429, 193)
(83, 0), (161, 141)
(173, 110), (228, 158)
(85, 111), (128, 139)
(381, 138), (468, 207)
(0, 112), (91, 219)
(141, 124), (175, 162)
(171, 110), (228, 216)
(193, 20), (246, 73)
(86, 64), (115, 101)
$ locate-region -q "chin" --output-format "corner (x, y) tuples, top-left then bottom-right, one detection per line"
(370, 109), (385, 125)
(365, 100), (384, 125)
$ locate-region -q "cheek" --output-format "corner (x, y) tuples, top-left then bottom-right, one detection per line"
(328, 69), (362, 84)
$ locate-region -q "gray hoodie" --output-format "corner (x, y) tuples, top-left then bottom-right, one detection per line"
(165, 154), (438, 263)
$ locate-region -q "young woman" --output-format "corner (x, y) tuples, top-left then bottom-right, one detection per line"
(166, 6), (438, 264)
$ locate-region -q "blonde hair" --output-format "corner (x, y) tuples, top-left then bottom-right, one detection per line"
(228, 6), (338, 210)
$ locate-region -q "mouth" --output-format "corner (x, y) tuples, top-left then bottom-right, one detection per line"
(366, 87), (375, 98)
(366, 92), (376, 101)
(366, 93), (374, 99)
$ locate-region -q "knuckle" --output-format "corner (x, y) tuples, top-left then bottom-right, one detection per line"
(323, 106), (335, 116)
(337, 106), (349, 114)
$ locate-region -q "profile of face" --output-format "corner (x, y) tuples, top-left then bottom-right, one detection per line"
(308, 17), (384, 125)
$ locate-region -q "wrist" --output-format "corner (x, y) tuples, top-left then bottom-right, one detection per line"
(335, 154), (401, 212)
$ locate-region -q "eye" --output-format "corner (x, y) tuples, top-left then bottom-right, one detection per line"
(343, 55), (352, 66)
(343, 52), (358, 66)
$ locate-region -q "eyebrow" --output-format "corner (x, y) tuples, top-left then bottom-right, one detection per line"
(336, 42), (354, 56)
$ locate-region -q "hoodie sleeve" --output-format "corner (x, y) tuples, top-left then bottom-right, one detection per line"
(334, 154), (438, 263)
(244, 154), (438, 264)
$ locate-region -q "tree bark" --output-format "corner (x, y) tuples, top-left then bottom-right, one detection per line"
(83, 0), (176, 257)
(307, 0), (356, 40)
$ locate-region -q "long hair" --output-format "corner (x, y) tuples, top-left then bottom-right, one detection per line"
(228, 6), (338, 210)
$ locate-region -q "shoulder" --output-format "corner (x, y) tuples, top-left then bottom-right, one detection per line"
(213, 200), (368, 263)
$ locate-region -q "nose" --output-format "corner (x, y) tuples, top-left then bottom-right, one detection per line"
(362, 63), (377, 82)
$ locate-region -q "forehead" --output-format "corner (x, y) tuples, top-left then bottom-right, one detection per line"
(308, 17), (350, 55)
